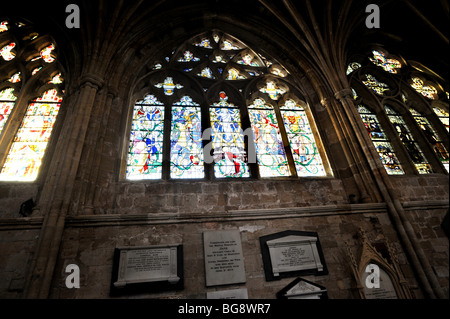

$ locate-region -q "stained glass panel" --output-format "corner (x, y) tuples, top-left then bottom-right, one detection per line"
(1, 42), (16, 61)
(346, 62), (362, 75)
(410, 108), (449, 172)
(155, 77), (183, 96)
(410, 77), (438, 100)
(363, 74), (390, 95)
(280, 100), (326, 176)
(0, 21), (8, 32)
(40, 44), (55, 63)
(385, 105), (432, 174)
(226, 68), (246, 80)
(259, 81), (286, 100)
(0, 89), (62, 181)
(369, 50), (401, 73)
(126, 95), (165, 180)
(0, 88), (17, 134)
(8, 72), (21, 83)
(237, 54), (260, 66)
(357, 104), (404, 175)
(248, 100), (290, 177)
(198, 67), (215, 79)
(170, 96), (204, 179)
(178, 51), (200, 62)
(433, 106), (449, 132)
(210, 92), (249, 178)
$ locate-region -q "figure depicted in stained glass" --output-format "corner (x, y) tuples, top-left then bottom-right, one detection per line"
(385, 105), (432, 174)
(178, 50), (200, 62)
(210, 92), (249, 178)
(369, 50), (402, 74)
(170, 96), (204, 179)
(357, 104), (404, 175)
(155, 77), (184, 96)
(198, 67), (215, 79)
(259, 81), (286, 100)
(0, 89), (62, 181)
(127, 95), (165, 180)
(248, 99), (290, 177)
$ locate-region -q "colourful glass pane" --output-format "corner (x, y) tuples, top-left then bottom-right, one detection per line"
(280, 100), (326, 176)
(40, 44), (55, 63)
(363, 74), (390, 95)
(1, 42), (16, 61)
(346, 62), (362, 75)
(248, 100), (290, 177)
(357, 105), (404, 175)
(385, 105), (432, 174)
(410, 77), (438, 100)
(178, 51), (200, 62)
(0, 88), (17, 134)
(259, 81), (286, 100)
(170, 96), (204, 179)
(410, 109), (449, 172)
(226, 68), (246, 80)
(210, 92), (249, 178)
(32, 67), (42, 75)
(195, 38), (213, 49)
(198, 67), (215, 79)
(0, 89), (62, 181)
(8, 72), (21, 83)
(0, 21), (8, 32)
(433, 107), (449, 132)
(237, 54), (259, 66)
(369, 50), (401, 73)
(155, 77), (183, 96)
(221, 39), (240, 50)
(126, 95), (165, 180)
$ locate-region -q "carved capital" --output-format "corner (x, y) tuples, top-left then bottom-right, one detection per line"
(334, 88), (354, 101)
(79, 73), (104, 89)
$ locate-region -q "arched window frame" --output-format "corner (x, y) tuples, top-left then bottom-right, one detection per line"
(122, 30), (331, 181)
(347, 47), (449, 175)
(0, 18), (65, 182)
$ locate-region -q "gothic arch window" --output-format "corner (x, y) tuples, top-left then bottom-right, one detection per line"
(0, 18), (64, 181)
(348, 47), (449, 174)
(125, 30), (329, 180)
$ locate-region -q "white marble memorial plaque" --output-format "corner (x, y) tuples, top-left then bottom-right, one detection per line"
(267, 235), (323, 277)
(203, 230), (246, 287)
(113, 245), (180, 288)
(207, 288), (249, 299)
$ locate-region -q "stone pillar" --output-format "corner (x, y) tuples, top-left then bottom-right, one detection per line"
(23, 74), (104, 298)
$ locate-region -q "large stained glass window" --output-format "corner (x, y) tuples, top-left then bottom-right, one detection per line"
(0, 89), (62, 181)
(170, 96), (204, 179)
(0, 88), (17, 134)
(409, 108), (449, 172)
(248, 98), (290, 177)
(384, 105), (432, 174)
(280, 100), (326, 176)
(369, 50), (401, 74)
(357, 104), (404, 175)
(210, 91), (249, 178)
(125, 31), (329, 180)
(433, 106), (449, 132)
(126, 95), (165, 180)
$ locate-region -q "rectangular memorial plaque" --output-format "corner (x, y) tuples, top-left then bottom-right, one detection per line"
(206, 288), (249, 299)
(203, 230), (246, 287)
(110, 244), (183, 296)
(260, 231), (327, 281)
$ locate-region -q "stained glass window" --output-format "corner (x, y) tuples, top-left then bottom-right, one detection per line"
(410, 77), (438, 100)
(433, 106), (449, 132)
(0, 21), (8, 32)
(385, 105), (432, 174)
(0, 89), (62, 181)
(0, 88), (17, 134)
(210, 92), (249, 178)
(170, 96), (204, 179)
(259, 81), (286, 100)
(198, 67), (215, 79)
(410, 108), (449, 172)
(1, 42), (16, 61)
(346, 62), (362, 75)
(362, 74), (390, 95)
(280, 100), (326, 176)
(248, 98), (290, 177)
(126, 95), (165, 180)
(178, 51), (200, 62)
(155, 77), (183, 96)
(369, 50), (401, 74)
(40, 44), (55, 63)
(8, 72), (21, 83)
(226, 68), (246, 80)
(357, 104), (404, 175)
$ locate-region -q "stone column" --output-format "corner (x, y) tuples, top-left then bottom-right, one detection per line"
(23, 74), (104, 298)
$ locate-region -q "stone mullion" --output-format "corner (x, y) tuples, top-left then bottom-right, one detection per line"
(24, 76), (103, 298)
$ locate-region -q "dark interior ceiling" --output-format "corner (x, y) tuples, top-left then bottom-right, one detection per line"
(3, 0), (449, 86)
